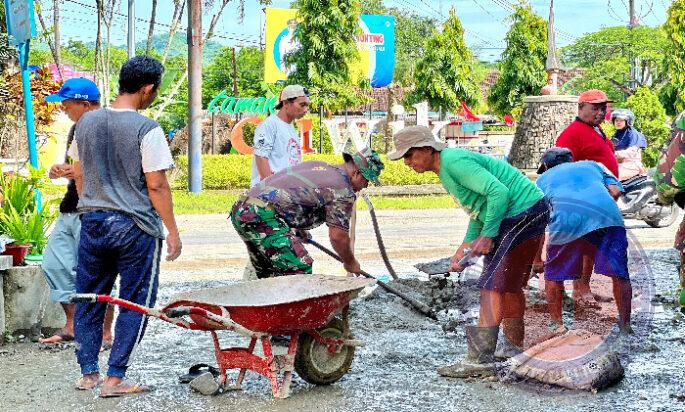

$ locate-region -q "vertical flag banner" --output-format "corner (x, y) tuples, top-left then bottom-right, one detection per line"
(264, 8), (395, 88)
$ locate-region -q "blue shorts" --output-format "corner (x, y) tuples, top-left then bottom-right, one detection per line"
(42, 213), (80, 303)
(544, 226), (630, 282)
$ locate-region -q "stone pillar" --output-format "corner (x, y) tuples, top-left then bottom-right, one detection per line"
(508, 95), (578, 170)
(2, 266), (60, 340)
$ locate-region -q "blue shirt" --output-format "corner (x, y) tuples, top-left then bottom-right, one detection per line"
(612, 127), (647, 151)
(536, 161), (624, 245)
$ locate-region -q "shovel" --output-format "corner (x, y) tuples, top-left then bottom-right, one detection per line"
(307, 239), (437, 320)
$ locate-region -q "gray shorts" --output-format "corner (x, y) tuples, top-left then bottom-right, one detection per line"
(42, 213), (80, 303)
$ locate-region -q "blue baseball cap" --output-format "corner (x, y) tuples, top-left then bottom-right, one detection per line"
(45, 78), (100, 103)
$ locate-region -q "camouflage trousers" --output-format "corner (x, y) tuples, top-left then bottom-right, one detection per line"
(230, 197), (313, 278)
(677, 215), (685, 288)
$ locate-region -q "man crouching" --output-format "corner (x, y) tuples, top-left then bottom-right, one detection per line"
(230, 148), (384, 278)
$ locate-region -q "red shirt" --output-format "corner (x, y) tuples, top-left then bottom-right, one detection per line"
(556, 118), (619, 177)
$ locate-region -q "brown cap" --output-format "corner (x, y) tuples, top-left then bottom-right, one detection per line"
(387, 126), (446, 161)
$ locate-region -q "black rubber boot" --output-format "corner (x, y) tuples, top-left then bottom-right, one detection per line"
(437, 325), (499, 378)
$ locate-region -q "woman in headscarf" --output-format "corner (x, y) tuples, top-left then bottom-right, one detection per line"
(611, 108), (647, 180)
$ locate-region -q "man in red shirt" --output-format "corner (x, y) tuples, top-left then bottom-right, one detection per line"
(555, 89), (619, 304)
(556, 89), (619, 177)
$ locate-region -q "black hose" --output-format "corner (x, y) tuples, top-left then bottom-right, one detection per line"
(362, 193), (399, 281)
(307, 239), (437, 320)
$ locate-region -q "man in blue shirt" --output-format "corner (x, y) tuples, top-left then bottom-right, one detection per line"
(536, 148), (632, 334)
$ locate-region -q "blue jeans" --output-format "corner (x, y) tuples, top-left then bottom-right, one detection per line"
(74, 211), (162, 378)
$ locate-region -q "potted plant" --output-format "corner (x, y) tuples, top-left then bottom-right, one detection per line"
(0, 169), (56, 265)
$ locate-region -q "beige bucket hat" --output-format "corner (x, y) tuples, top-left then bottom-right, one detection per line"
(387, 126), (446, 160)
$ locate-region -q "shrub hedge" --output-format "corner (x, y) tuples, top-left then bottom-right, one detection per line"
(173, 153), (440, 190)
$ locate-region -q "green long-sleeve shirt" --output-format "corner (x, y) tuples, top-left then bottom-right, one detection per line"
(439, 148), (544, 242)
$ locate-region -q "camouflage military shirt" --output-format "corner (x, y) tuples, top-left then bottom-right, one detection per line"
(246, 161), (357, 231)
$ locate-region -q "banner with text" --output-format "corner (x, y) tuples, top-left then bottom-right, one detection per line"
(264, 8), (395, 88)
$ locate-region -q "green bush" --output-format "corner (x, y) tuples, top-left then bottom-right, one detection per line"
(242, 122), (256, 147)
(482, 124), (515, 133)
(173, 153), (440, 190)
(308, 115), (334, 154)
(625, 87), (671, 167)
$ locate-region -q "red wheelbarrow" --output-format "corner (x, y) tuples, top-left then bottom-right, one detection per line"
(71, 274), (373, 399)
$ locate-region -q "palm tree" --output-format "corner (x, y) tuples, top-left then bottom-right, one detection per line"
(146, 0), (158, 55)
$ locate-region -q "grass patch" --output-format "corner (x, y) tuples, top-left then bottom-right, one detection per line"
(172, 191), (239, 215)
(171, 191), (456, 215)
(39, 186), (456, 215)
(357, 194), (455, 210)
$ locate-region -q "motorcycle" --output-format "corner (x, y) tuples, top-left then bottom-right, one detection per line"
(618, 170), (680, 228)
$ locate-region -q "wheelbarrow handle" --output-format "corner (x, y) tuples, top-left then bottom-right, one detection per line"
(165, 307), (191, 318)
(70, 293), (99, 303)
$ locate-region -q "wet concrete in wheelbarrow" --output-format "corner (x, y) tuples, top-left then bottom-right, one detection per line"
(1, 249), (685, 412)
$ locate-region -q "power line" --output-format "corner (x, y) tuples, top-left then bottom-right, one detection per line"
(60, 0), (259, 46)
(485, 0), (576, 42)
(418, 0), (443, 18)
(471, 0), (503, 21)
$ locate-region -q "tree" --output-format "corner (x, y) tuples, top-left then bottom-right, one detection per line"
(488, 1), (547, 117)
(406, 8), (480, 113)
(203, 46), (264, 106)
(664, 0), (685, 114)
(625, 87), (671, 167)
(162, 0), (186, 64)
(152, 0), (268, 120)
(561, 25), (667, 105)
(33, 2), (64, 79)
(286, 0), (369, 111)
(146, 0), (159, 55)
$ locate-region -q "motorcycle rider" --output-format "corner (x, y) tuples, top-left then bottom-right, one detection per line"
(611, 108), (647, 181)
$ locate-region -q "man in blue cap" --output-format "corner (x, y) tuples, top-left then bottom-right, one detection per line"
(40, 78), (115, 347)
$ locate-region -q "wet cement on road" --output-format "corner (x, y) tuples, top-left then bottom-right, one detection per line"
(0, 249), (684, 412)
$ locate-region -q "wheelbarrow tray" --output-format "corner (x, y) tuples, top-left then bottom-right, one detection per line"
(164, 275), (373, 334)
(71, 274), (374, 399)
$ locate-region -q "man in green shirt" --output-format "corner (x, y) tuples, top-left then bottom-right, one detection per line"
(388, 126), (550, 378)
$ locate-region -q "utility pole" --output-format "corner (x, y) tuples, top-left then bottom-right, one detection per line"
(127, 0), (135, 58)
(188, 0), (203, 192)
(629, 0), (637, 27)
(628, 0), (638, 92)
(231, 47), (239, 96)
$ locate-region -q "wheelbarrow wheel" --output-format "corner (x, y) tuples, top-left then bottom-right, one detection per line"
(294, 317), (355, 385)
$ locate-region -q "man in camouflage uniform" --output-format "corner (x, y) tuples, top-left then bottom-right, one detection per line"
(231, 148), (384, 277)
(656, 110), (685, 295)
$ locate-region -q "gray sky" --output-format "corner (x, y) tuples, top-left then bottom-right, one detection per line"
(51, 0), (670, 62)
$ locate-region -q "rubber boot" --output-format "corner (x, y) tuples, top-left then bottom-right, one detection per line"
(437, 325), (499, 378)
(494, 318), (524, 360)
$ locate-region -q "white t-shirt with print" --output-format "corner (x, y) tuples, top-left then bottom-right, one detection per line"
(251, 114), (301, 187)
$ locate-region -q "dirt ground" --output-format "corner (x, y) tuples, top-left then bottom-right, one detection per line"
(1, 209), (684, 412)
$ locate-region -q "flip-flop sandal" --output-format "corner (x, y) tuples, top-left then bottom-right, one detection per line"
(75, 375), (103, 390)
(100, 380), (151, 398)
(39, 331), (74, 344)
(178, 363), (220, 384)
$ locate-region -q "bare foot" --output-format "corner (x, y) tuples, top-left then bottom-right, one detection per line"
(76, 373), (102, 390)
(100, 378), (151, 398)
(39, 330), (74, 344)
